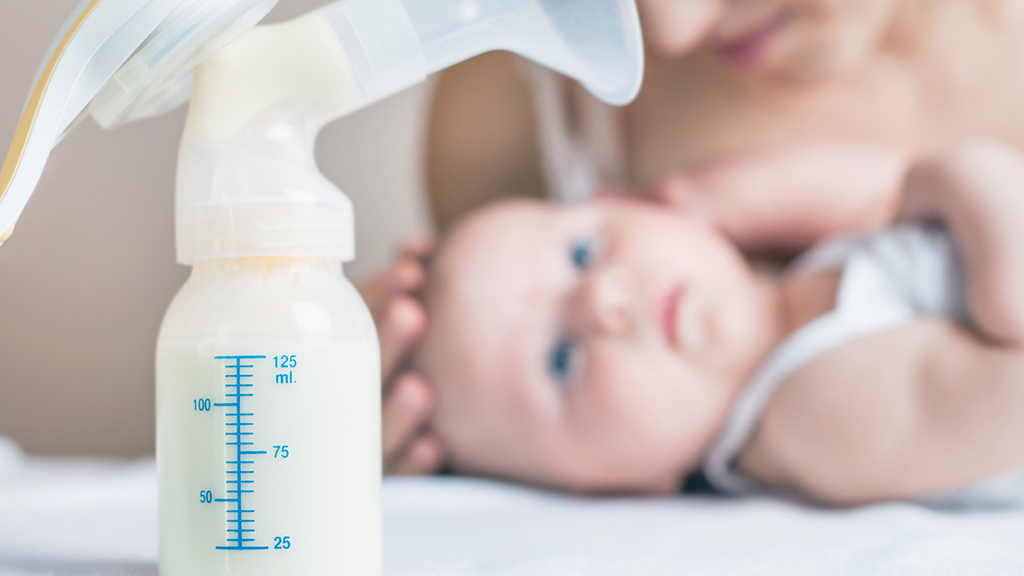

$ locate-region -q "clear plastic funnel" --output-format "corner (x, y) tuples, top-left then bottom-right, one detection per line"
(95, 0), (643, 130)
(322, 0), (643, 108)
(1, 0), (644, 249)
(405, 0), (644, 105)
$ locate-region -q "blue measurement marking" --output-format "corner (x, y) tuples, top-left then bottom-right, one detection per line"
(214, 356), (270, 552)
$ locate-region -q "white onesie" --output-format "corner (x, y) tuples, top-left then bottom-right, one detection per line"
(703, 223), (1024, 509)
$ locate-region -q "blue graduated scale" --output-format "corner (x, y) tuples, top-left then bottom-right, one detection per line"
(214, 355), (269, 551)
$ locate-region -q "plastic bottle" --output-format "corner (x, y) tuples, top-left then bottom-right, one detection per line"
(156, 13), (380, 576)
(157, 257), (380, 575)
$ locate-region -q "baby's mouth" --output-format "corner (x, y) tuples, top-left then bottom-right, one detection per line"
(662, 286), (708, 353)
(662, 286), (683, 347)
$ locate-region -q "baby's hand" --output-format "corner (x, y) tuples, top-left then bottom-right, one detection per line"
(900, 141), (1024, 347)
(358, 237), (446, 474)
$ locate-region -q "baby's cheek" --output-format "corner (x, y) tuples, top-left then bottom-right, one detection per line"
(582, 348), (690, 444)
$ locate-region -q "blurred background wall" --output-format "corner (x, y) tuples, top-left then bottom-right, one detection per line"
(0, 0), (435, 457)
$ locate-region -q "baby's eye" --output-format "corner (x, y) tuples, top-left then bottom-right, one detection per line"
(549, 338), (577, 385)
(571, 238), (598, 270)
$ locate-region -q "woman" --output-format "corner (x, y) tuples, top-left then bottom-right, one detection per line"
(369, 0), (1024, 474)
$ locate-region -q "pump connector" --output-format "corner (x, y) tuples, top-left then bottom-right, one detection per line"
(176, 13), (359, 263)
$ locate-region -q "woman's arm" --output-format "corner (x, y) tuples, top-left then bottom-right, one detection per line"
(652, 143), (908, 252)
(427, 52), (547, 230)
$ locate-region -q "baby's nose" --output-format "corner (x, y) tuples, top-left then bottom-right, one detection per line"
(584, 266), (636, 335)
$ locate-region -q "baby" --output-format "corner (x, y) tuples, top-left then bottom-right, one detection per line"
(415, 141), (1024, 507)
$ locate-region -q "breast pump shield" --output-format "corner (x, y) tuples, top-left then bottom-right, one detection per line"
(0, 0), (642, 249)
(174, 0), (643, 265)
(404, 0), (644, 105)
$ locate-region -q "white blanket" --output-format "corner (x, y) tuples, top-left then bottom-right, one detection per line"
(1, 438), (1023, 575)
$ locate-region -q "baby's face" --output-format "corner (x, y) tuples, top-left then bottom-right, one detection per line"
(418, 199), (767, 493)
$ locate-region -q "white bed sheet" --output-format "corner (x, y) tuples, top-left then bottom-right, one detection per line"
(1, 439), (1023, 575)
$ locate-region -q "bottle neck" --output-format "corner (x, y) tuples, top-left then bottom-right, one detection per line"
(190, 256), (345, 279)
(176, 13), (357, 265)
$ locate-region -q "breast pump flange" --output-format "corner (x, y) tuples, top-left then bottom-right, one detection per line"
(0, 0), (644, 245)
(0, 1), (645, 574)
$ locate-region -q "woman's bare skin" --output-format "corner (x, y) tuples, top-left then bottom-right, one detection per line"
(428, 1), (1024, 236)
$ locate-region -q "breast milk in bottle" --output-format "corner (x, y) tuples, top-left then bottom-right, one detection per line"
(157, 257), (380, 575)
(155, 13), (380, 576)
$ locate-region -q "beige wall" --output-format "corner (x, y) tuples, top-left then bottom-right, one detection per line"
(0, 0), (434, 456)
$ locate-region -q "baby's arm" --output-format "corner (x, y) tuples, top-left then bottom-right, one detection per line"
(901, 141), (1024, 346)
(654, 143), (907, 252)
(741, 143), (1024, 505)
(744, 321), (1024, 505)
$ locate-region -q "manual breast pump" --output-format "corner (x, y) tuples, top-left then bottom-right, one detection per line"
(0, 0), (644, 575)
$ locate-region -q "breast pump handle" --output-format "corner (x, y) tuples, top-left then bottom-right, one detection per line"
(0, 0), (644, 248)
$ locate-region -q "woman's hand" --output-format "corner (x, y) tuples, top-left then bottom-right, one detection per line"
(648, 143), (908, 252)
(359, 237), (446, 474)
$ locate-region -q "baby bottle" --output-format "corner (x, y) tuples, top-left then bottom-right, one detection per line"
(155, 13), (380, 576)
(157, 259), (380, 575)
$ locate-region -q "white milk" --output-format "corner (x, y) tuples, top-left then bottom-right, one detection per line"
(157, 257), (380, 576)
(158, 10), (380, 575)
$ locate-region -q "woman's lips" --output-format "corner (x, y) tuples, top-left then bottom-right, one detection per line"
(714, 11), (793, 65)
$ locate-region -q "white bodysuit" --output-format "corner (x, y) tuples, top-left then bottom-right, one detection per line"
(703, 224), (1024, 509)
